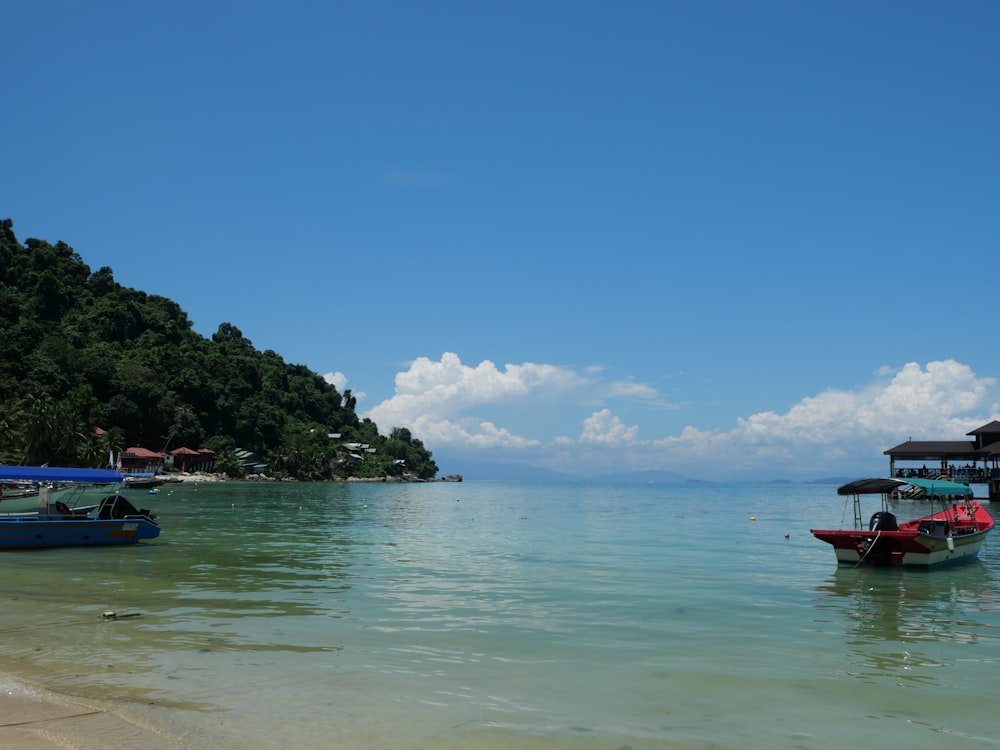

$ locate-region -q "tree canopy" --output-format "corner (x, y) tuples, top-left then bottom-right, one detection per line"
(0, 219), (438, 479)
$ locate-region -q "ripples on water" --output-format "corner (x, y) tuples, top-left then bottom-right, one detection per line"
(2, 481), (999, 750)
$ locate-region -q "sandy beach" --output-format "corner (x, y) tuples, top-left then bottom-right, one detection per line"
(0, 679), (184, 750)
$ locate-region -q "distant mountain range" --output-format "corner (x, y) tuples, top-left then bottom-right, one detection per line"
(434, 456), (861, 485)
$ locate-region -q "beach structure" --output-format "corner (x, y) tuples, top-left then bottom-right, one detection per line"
(884, 421), (1000, 500)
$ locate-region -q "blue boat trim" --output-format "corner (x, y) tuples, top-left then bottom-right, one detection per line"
(0, 466), (124, 483)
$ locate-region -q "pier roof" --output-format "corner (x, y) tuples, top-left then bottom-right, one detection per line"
(968, 420), (1000, 435)
(883, 439), (978, 460)
(884, 420), (1000, 461)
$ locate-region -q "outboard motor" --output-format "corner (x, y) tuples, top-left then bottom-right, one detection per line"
(864, 511), (899, 564)
(869, 511), (898, 532)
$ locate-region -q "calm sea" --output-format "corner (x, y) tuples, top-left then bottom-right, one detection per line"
(2, 480), (998, 750)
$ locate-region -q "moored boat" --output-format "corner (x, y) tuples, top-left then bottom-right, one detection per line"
(0, 481), (76, 513)
(0, 466), (160, 549)
(811, 477), (993, 567)
(123, 473), (165, 489)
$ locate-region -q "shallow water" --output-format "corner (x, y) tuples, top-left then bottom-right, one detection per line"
(2, 480), (998, 749)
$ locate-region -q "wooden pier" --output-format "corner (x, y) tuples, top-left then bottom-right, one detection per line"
(884, 421), (1000, 501)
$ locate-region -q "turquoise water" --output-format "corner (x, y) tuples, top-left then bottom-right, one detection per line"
(2, 480), (999, 749)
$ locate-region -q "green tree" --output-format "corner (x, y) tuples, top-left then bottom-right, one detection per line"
(0, 219), (438, 480)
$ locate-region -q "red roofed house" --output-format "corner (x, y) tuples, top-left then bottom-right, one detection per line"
(121, 447), (165, 475)
(169, 447), (216, 473)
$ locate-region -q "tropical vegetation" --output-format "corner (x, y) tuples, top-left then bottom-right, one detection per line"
(0, 219), (438, 479)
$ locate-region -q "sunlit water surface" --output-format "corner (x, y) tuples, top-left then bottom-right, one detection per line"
(2, 481), (999, 749)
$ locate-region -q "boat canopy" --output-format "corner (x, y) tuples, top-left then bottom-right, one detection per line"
(837, 477), (973, 498)
(0, 466), (124, 483)
(837, 478), (901, 495)
(899, 477), (973, 498)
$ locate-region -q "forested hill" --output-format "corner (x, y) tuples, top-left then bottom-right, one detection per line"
(0, 219), (438, 479)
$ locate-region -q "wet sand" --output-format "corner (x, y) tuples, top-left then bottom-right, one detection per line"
(0, 680), (184, 750)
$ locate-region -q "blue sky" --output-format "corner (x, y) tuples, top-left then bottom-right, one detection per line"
(5, 1), (999, 479)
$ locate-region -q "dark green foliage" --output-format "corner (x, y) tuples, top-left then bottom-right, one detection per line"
(0, 220), (438, 478)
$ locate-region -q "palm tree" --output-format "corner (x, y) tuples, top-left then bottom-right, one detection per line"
(13, 394), (87, 466)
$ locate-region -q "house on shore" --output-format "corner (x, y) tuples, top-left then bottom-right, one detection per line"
(169, 447), (216, 473)
(120, 447), (165, 475)
(120, 446), (217, 475)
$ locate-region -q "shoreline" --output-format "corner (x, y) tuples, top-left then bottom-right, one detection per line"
(160, 471), (463, 484)
(0, 675), (185, 750)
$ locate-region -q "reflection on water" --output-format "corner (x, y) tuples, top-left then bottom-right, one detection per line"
(816, 565), (999, 642)
(813, 562), (1000, 687)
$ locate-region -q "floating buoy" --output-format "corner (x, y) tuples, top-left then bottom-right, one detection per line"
(784, 533), (790, 539)
(749, 516), (757, 522)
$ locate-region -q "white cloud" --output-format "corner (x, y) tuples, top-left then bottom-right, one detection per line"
(364, 352), (587, 441)
(323, 371), (348, 390)
(392, 416), (541, 450)
(650, 359), (998, 473)
(580, 409), (640, 445)
(323, 371), (365, 404)
(606, 380), (659, 400)
(362, 355), (999, 477)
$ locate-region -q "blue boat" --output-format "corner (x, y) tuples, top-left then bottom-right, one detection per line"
(0, 466), (160, 549)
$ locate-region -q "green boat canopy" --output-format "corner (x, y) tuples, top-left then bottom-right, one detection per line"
(837, 477), (973, 498)
(900, 477), (973, 497)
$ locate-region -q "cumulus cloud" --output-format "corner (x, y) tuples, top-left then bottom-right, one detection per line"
(323, 371), (365, 404)
(580, 409), (640, 445)
(362, 355), (998, 476)
(323, 371), (348, 390)
(400, 417), (541, 450)
(363, 352), (588, 445)
(652, 359), (997, 472)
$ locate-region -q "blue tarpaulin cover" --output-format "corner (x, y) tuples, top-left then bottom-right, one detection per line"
(0, 466), (124, 483)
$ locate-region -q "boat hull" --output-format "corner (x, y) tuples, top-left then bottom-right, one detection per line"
(811, 526), (989, 567)
(812, 498), (994, 568)
(123, 477), (164, 490)
(0, 467), (161, 550)
(0, 517), (160, 549)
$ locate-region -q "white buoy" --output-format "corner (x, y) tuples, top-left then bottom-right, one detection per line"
(947, 535), (955, 552)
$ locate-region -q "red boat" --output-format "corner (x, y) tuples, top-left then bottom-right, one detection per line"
(811, 478), (994, 567)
